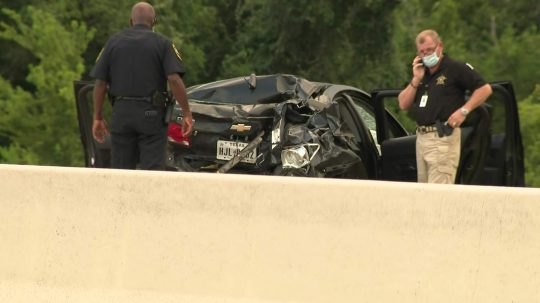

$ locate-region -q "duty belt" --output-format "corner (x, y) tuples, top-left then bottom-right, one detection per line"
(114, 96), (152, 103)
(416, 124), (438, 134)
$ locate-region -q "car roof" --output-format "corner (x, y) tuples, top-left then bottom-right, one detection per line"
(186, 74), (330, 105)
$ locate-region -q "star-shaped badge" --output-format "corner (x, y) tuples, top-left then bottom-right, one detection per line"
(436, 75), (447, 85)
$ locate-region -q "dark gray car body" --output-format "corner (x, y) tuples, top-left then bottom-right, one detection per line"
(74, 74), (524, 185)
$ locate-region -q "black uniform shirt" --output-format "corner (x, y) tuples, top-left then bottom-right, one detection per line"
(90, 24), (185, 97)
(410, 55), (486, 126)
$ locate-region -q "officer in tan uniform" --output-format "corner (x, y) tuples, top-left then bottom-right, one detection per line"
(398, 29), (492, 184)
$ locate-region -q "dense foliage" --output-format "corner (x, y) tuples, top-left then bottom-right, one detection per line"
(0, 0), (539, 186)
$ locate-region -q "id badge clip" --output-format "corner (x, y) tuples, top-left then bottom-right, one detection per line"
(419, 93), (428, 108)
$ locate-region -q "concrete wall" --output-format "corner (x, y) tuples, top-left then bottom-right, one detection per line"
(1, 164), (539, 302)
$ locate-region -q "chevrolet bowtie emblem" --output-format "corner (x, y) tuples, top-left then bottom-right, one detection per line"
(230, 123), (251, 132)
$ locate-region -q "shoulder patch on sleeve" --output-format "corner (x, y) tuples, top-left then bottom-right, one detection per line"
(466, 63), (474, 70)
(95, 48), (104, 63)
(172, 43), (182, 61)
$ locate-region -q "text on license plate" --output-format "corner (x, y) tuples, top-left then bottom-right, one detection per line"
(216, 140), (257, 163)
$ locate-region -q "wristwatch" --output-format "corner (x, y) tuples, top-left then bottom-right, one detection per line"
(460, 107), (470, 117)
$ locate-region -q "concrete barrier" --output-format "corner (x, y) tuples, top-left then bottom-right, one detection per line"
(1, 164), (539, 302)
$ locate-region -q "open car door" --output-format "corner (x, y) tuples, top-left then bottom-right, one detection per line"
(73, 81), (111, 168)
(479, 82), (524, 186)
(372, 82), (524, 186)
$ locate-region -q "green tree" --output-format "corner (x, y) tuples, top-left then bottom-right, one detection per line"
(0, 0), (37, 90)
(518, 85), (540, 187)
(32, 0), (134, 80)
(481, 26), (540, 100)
(154, 0), (227, 85)
(220, 0), (398, 88)
(0, 7), (94, 165)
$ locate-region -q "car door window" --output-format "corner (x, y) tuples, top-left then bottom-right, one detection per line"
(348, 94), (407, 154)
(379, 96), (417, 135)
(348, 96), (378, 151)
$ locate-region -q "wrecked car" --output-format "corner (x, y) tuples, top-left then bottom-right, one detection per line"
(74, 74), (524, 185)
(166, 74), (370, 178)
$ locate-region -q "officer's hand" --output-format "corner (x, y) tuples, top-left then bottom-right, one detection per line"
(92, 119), (109, 143)
(182, 114), (194, 136)
(447, 109), (466, 128)
(412, 56), (425, 81)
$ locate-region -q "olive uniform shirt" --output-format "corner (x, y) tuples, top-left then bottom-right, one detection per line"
(410, 55), (486, 126)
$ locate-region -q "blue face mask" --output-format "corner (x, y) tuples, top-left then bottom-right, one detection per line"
(422, 51), (440, 68)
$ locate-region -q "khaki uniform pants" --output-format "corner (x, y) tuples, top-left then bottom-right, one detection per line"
(416, 128), (461, 184)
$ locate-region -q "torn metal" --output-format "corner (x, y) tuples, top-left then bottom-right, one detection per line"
(167, 74), (364, 178)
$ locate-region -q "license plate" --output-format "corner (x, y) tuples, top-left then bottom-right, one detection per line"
(216, 140), (257, 163)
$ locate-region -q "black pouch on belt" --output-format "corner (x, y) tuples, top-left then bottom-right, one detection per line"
(164, 100), (175, 125)
(151, 90), (168, 108)
(158, 91), (174, 124)
(436, 120), (454, 138)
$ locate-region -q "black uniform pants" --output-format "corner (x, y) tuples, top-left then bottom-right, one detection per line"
(110, 100), (167, 170)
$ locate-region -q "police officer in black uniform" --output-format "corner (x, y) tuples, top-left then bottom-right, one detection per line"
(91, 2), (193, 170)
(398, 29), (492, 184)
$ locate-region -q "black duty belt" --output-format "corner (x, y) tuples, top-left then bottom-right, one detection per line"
(114, 96), (152, 103)
(417, 121), (455, 137)
(416, 124), (437, 134)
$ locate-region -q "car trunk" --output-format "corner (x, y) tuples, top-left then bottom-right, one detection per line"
(167, 101), (277, 173)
